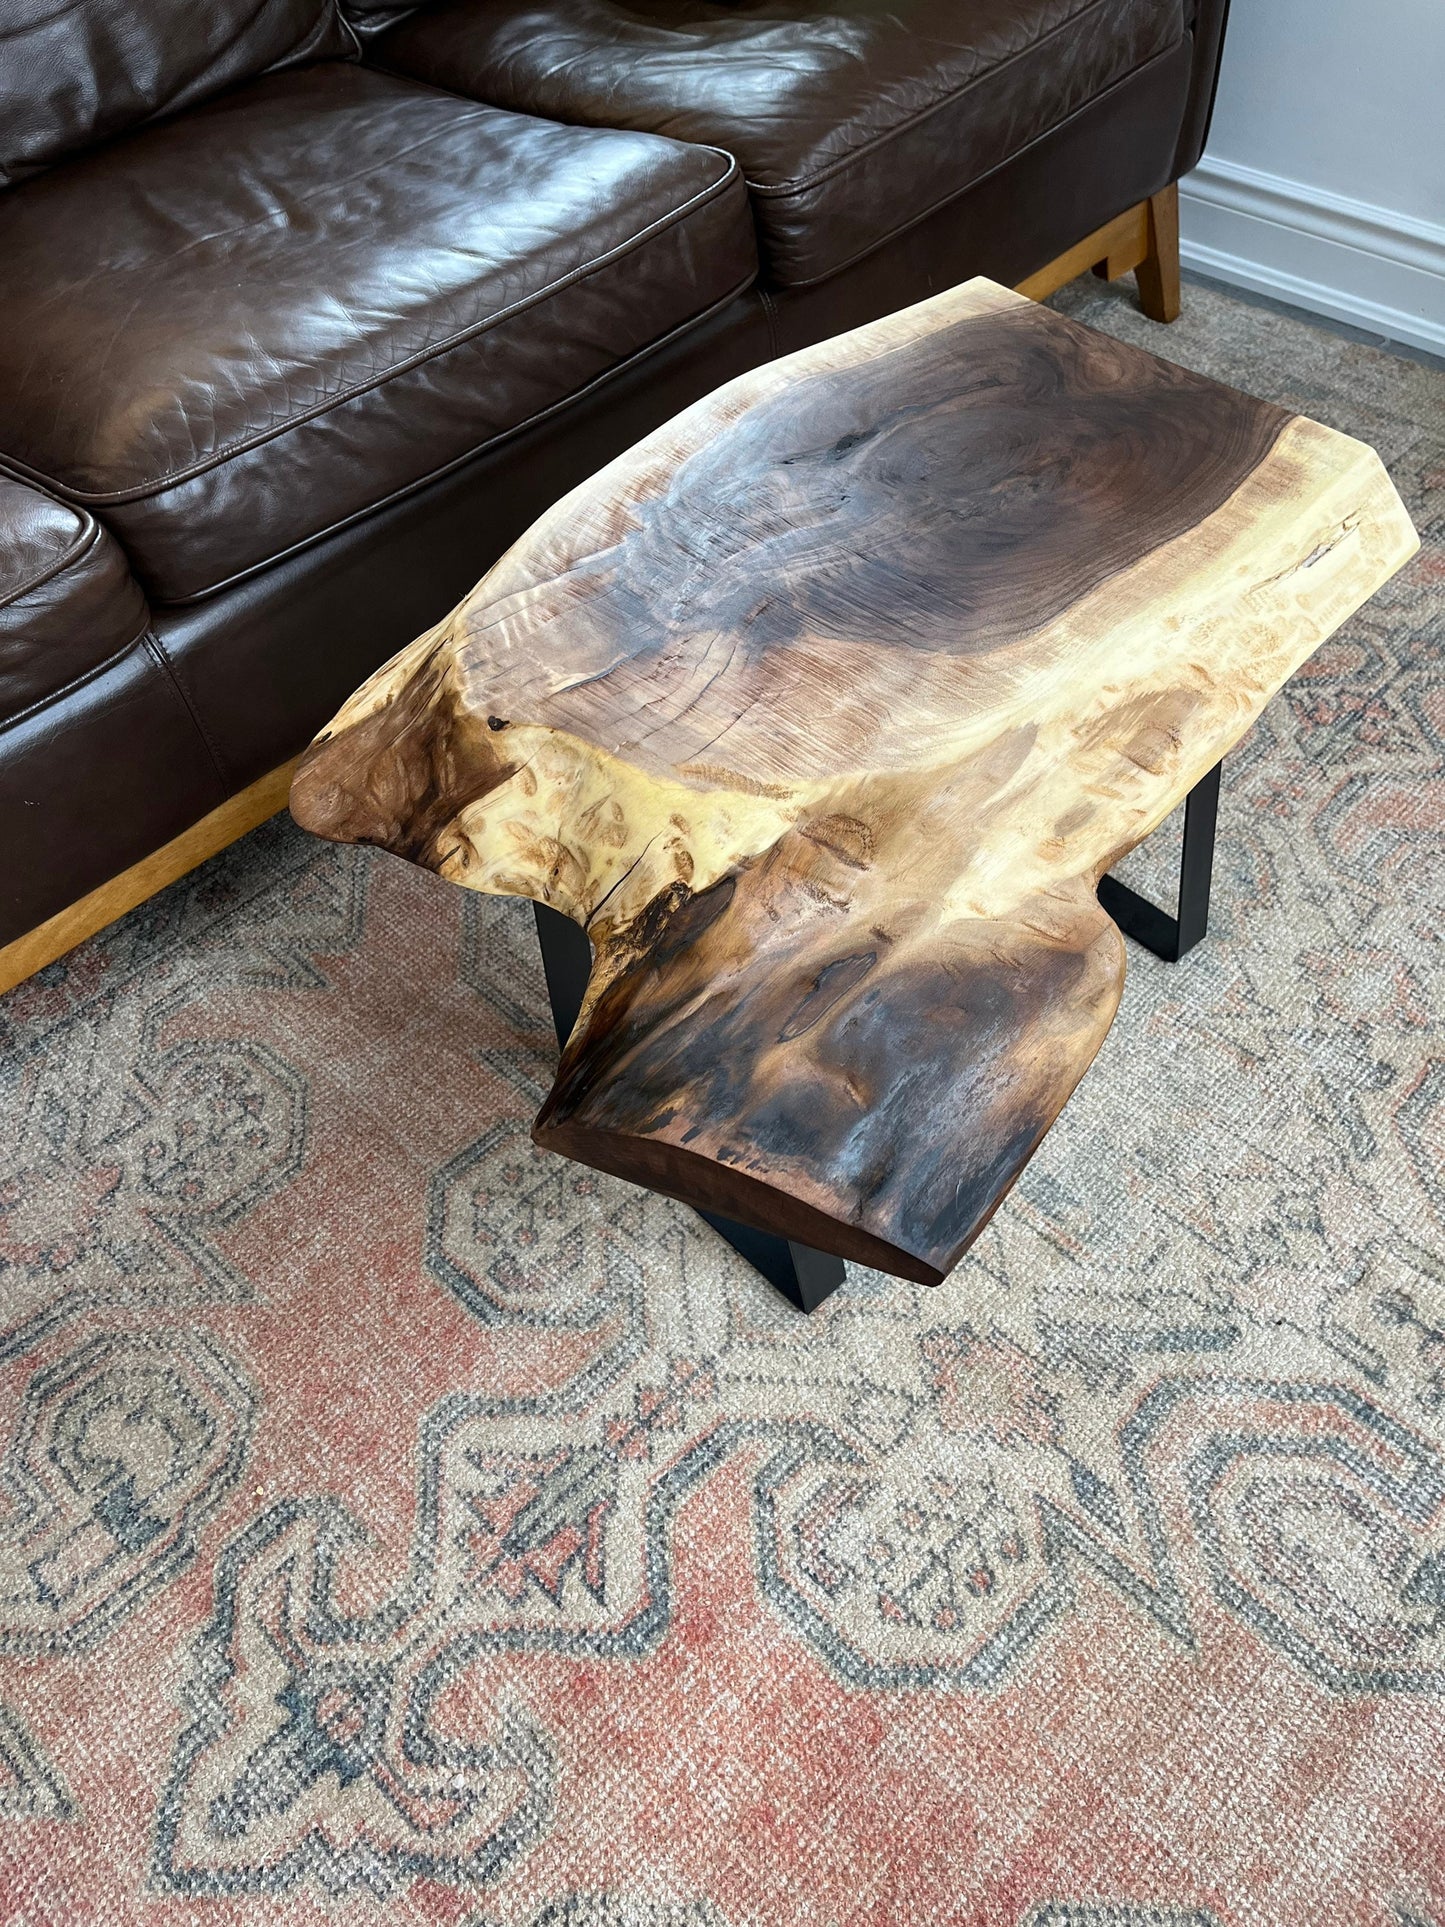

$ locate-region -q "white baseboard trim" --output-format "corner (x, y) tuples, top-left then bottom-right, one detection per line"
(1178, 156), (1445, 357)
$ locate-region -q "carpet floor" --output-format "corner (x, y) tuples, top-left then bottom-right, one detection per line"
(1, 277), (1442, 1927)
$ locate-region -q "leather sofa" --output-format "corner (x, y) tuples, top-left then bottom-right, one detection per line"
(0, 0), (1230, 985)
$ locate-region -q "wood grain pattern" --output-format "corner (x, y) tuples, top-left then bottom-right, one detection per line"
(291, 279), (1417, 1285)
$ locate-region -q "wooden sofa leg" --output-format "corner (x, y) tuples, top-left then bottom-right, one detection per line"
(1015, 194), (1178, 321)
(1135, 182), (1181, 324)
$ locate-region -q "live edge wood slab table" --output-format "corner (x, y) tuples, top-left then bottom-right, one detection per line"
(290, 280), (1416, 1311)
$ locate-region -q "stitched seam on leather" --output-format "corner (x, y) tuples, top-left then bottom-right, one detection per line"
(0, 508), (104, 609)
(0, 623), (155, 736)
(144, 633), (231, 788)
(764, 41), (1186, 291)
(150, 268), (762, 606)
(745, 0), (1184, 199)
(30, 153), (745, 507)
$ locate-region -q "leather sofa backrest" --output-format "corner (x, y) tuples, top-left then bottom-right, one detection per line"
(338, 1), (429, 41)
(0, 0), (354, 187)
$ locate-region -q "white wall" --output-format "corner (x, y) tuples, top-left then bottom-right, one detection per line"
(1179, 0), (1445, 354)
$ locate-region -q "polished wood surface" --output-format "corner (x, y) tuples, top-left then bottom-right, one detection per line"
(292, 282), (1415, 1280)
(292, 280), (1416, 1283)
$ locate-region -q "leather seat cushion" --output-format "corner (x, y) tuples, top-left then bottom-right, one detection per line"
(0, 0), (352, 188)
(0, 63), (756, 603)
(0, 476), (150, 726)
(377, 0), (1187, 287)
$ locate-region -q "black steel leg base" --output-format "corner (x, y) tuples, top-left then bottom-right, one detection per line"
(697, 1212), (846, 1313)
(532, 901), (846, 1314)
(1098, 759), (1222, 963)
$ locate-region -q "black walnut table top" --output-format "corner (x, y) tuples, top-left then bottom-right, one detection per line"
(291, 279), (1417, 1284)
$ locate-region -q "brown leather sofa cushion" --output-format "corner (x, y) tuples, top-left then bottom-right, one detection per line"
(0, 0), (352, 187)
(377, 0), (1187, 287)
(0, 63), (757, 604)
(0, 476), (150, 726)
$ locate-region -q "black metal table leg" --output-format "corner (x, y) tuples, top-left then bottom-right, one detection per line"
(694, 1213), (847, 1314)
(1097, 759), (1222, 962)
(531, 901), (847, 1314)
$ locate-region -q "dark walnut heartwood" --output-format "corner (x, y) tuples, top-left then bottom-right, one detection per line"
(291, 280), (1417, 1288)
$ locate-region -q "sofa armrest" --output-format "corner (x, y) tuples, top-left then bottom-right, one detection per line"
(0, 472), (150, 726)
(1175, 0), (1232, 179)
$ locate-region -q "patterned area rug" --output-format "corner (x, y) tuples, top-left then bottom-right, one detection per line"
(1, 279), (1442, 1926)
